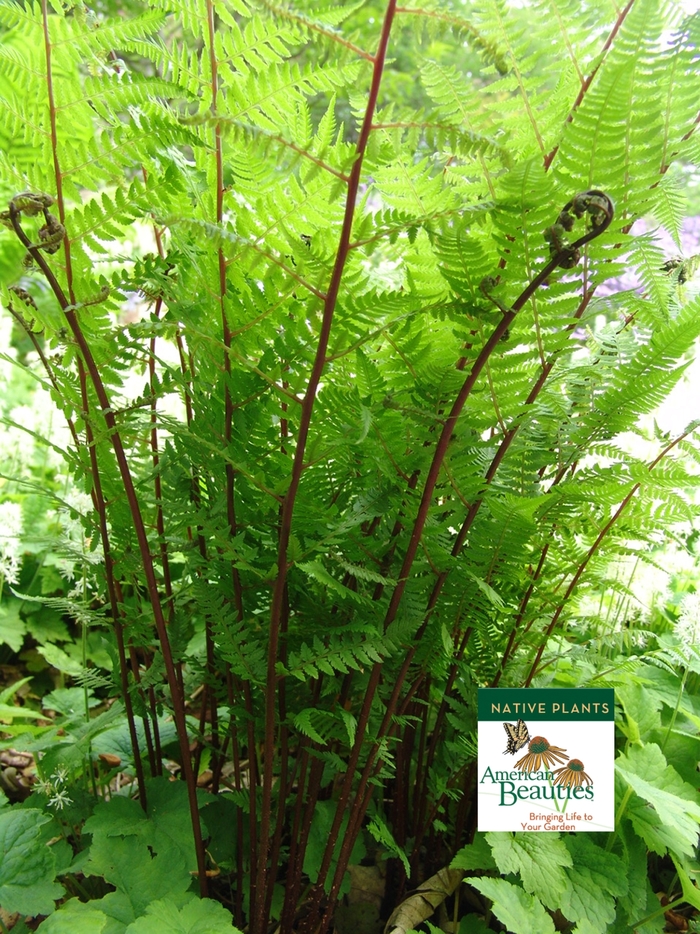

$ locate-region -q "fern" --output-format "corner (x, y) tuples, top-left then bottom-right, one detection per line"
(1, 0), (700, 929)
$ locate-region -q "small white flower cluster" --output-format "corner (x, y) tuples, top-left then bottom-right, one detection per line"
(674, 591), (700, 660)
(36, 766), (73, 811)
(0, 500), (23, 586)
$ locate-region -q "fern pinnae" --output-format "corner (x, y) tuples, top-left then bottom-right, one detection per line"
(191, 113), (351, 181)
(165, 216), (326, 300)
(527, 424), (700, 686)
(396, 3), (509, 75)
(478, 0), (548, 157)
(257, 0), (374, 61)
(52, 9), (167, 56)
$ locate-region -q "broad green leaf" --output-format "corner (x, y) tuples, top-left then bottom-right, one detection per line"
(616, 682), (662, 743)
(465, 877), (555, 934)
(451, 833), (497, 871)
(42, 687), (100, 716)
(0, 808), (64, 916)
(0, 677), (45, 719)
(617, 820), (650, 924)
(37, 890), (135, 934)
(37, 902), (109, 934)
(572, 921), (605, 934)
(560, 836), (626, 932)
(88, 889), (137, 934)
(83, 795), (147, 839)
(84, 834), (192, 916)
(91, 718), (178, 768)
(661, 729), (700, 789)
(125, 896), (241, 933)
(459, 916), (492, 934)
(199, 795), (240, 870)
(0, 703), (45, 720)
(37, 642), (85, 676)
(0, 600), (26, 653)
(144, 778), (208, 871)
(83, 778), (206, 874)
(615, 743), (700, 857)
(486, 831), (572, 908)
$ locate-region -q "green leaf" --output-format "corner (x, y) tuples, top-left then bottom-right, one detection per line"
(42, 687), (100, 716)
(617, 820), (649, 925)
(0, 600), (26, 653)
(616, 682), (662, 743)
(0, 808), (64, 916)
(82, 790), (199, 919)
(293, 708), (325, 743)
(464, 877), (555, 934)
(37, 643), (85, 677)
(572, 921), (606, 934)
(670, 854), (700, 912)
(485, 831), (572, 908)
(0, 702), (45, 720)
(560, 836), (626, 932)
(367, 816), (410, 875)
(451, 833), (497, 872)
(0, 677), (45, 720)
(84, 833), (191, 916)
(143, 778), (208, 871)
(615, 743), (700, 857)
(37, 890), (135, 934)
(91, 719), (178, 768)
(0, 677), (32, 705)
(303, 800), (366, 896)
(459, 915), (492, 934)
(36, 901), (109, 934)
(83, 778), (204, 874)
(124, 896), (241, 933)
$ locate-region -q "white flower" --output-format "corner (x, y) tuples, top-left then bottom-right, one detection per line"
(674, 592), (700, 658)
(48, 788), (73, 810)
(0, 501), (23, 585)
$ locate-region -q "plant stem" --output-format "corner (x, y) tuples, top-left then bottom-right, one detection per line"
(257, 5), (397, 928)
(605, 785), (633, 852)
(632, 894), (683, 928)
(76, 362), (148, 809)
(80, 563), (98, 800)
(661, 664), (689, 752)
(7, 206), (207, 893)
(314, 195), (614, 901)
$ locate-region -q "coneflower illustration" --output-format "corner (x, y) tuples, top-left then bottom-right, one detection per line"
(514, 736), (568, 771)
(551, 758), (593, 787)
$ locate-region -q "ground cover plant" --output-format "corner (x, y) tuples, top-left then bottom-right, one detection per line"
(1, 0), (700, 931)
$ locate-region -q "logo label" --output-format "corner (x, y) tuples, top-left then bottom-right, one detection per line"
(477, 688), (615, 831)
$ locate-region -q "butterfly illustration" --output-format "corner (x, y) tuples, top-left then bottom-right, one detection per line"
(503, 719), (530, 755)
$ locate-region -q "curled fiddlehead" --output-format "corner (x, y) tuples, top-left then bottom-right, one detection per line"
(477, 190), (614, 334)
(3, 191), (66, 267)
(543, 189), (614, 269)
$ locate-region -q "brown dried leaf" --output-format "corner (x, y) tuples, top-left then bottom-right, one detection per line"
(385, 867), (463, 934)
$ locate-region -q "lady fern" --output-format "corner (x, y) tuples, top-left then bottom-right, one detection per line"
(1, 0), (700, 931)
